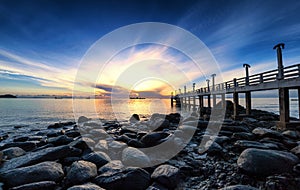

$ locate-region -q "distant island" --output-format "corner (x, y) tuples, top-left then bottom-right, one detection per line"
(0, 94), (17, 98)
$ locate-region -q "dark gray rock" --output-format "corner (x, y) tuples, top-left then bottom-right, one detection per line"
(129, 114), (140, 123)
(219, 185), (259, 190)
(0, 142), (36, 151)
(232, 132), (255, 140)
(98, 160), (124, 174)
(148, 116), (170, 131)
(140, 132), (169, 147)
(9, 181), (57, 190)
(146, 182), (168, 190)
(252, 127), (283, 139)
(78, 116), (89, 123)
(282, 130), (300, 139)
(65, 131), (81, 138)
(221, 125), (250, 133)
(82, 151), (111, 168)
(198, 140), (223, 155)
(64, 160), (98, 187)
(67, 183), (105, 190)
(122, 147), (150, 167)
(0, 161), (64, 187)
(2, 147), (25, 159)
(48, 135), (73, 146)
(0, 145), (81, 172)
(237, 148), (299, 176)
(13, 136), (29, 142)
(151, 164), (180, 189)
(234, 140), (271, 150)
(291, 145), (300, 157)
(69, 137), (95, 151)
(94, 167), (150, 190)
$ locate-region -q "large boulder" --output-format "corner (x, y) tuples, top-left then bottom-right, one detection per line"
(48, 135), (73, 146)
(98, 160), (124, 174)
(64, 160), (98, 187)
(0, 161), (64, 187)
(252, 127), (283, 139)
(0, 145), (81, 172)
(140, 132), (170, 147)
(122, 147), (150, 167)
(129, 114), (140, 123)
(94, 167), (150, 190)
(237, 148), (299, 176)
(9, 181), (57, 190)
(0, 142), (36, 152)
(290, 145), (300, 157)
(151, 164), (180, 189)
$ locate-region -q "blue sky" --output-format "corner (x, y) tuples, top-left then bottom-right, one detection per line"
(1, 0), (300, 96)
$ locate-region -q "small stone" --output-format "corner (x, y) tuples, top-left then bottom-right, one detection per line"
(151, 164), (180, 189)
(64, 160), (98, 187)
(78, 116), (89, 123)
(129, 114), (140, 123)
(98, 160), (124, 174)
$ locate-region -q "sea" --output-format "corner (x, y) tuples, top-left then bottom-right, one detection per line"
(0, 98), (299, 130)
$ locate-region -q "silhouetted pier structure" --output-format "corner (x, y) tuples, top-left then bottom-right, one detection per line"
(171, 43), (300, 129)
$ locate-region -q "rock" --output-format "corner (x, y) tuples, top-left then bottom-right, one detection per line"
(108, 141), (126, 151)
(69, 137), (95, 151)
(65, 131), (81, 138)
(151, 164), (180, 189)
(0, 145), (81, 172)
(234, 140), (272, 150)
(94, 167), (150, 190)
(9, 181), (57, 190)
(146, 182), (168, 190)
(198, 140), (223, 155)
(129, 114), (140, 123)
(140, 132), (169, 147)
(82, 151), (111, 168)
(252, 127), (283, 139)
(48, 135), (73, 146)
(219, 185), (259, 190)
(122, 147), (150, 167)
(48, 123), (64, 129)
(237, 148), (299, 176)
(63, 157), (81, 166)
(64, 161), (98, 187)
(89, 129), (107, 139)
(78, 116), (90, 123)
(13, 136), (29, 142)
(2, 147), (26, 159)
(95, 140), (108, 151)
(290, 145), (300, 157)
(221, 125), (250, 133)
(0, 142), (36, 152)
(232, 132), (255, 140)
(148, 116), (170, 131)
(282, 130), (300, 139)
(67, 183), (105, 190)
(98, 160), (124, 174)
(0, 161), (64, 187)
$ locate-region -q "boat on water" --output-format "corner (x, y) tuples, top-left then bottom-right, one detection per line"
(129, 97), (146, 99)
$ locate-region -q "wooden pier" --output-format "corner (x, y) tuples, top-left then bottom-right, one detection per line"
(171, 43), (300, 129)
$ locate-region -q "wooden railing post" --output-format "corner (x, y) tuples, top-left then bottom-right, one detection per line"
(273, 43), (285, 80)
(233, 78), (237, 87)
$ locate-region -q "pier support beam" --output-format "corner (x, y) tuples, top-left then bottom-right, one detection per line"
(193, 96), (196, 111)
(221, 93), (226, 108)
(233, 92), (239, 118)
(245, 92), (251, 115)
(207, 95), (211, 108)
(298, 88), (300, 121)
(213, 95), (217, 107)
(278, 88), (290, 129)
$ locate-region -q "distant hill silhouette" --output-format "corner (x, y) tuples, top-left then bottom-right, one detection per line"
(0, 94), (17, 98)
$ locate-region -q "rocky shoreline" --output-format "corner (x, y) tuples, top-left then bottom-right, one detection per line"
(0, 101), (300, 190)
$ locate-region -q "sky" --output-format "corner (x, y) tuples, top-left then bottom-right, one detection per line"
(1, 0), (300, 97)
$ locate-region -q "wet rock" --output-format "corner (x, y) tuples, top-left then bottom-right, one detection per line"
(129, 114), (140, 123)
(198, 140), (223, 155)
(48, 135), (73, 146)
(265, 175), (300, 190)
(95, 140), (108, 151)
(98, 160), (124, 174)
(78, 116), (90, 123)
(122, 147), (150, 167)
(151, 164), (180, 189)
(0, 161), (64, 187)
(94, 167), (150, 190)
(64, 160), (98, 187)
(108, 141), (126, 151)
(89, 129), (108, 139)
(234, 140), (271, 150)
(69, 137), (95, 151)
(13, 136), (29, 142)
(282, 130), (300, 139)
(232, 132), (255, 140)
(219, 185), (259, 190)
(0, 145), (81, 172)
(82, 151), (111, 168)
(48, 123), (64, 129)
(140, 132), (169, 147)
(67, 183), (105, 190)
(237, 148), (299, 176)
(0, 141), (36, 151)
(290, 145), (300, 157)
(146, 182), (168, 190)
(9, 181), (57, 190)
(65, 131), (81, 138)
(148, 116), (170, 131)
(252, 127), (283, 139)
(2, 147), (26, 159)
(63, 157), (81, 166)
(221, 125), (250, 133)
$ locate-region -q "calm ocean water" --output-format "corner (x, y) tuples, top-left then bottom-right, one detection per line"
(0, 98), (299, 129)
